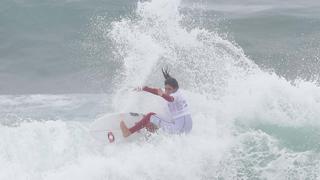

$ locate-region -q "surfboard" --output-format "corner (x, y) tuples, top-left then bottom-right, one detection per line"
(90, 112), (145, 144)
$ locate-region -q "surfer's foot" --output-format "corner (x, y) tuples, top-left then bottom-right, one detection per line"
(120, 121), (132, 137)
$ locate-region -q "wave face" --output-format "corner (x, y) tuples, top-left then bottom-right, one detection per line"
(1, 0), (320, 179)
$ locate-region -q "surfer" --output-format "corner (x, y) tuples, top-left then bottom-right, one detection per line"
(120, 68), (192, 137)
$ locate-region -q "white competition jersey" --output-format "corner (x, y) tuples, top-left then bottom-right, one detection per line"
(167, 89), (190, 119)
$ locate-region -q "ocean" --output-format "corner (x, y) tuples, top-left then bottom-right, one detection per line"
(1, 0), (320, 179)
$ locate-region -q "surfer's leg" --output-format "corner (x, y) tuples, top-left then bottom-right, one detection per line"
(120, 112), (155, 137)
(168, 117), (185, 134)
(168, 115), (192, 134)
(149, 115), (165, 129)
(129, 112), (155, 133)
(150, 115), (175, 133)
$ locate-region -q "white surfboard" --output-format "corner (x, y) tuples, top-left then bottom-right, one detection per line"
(90, 112), (145, 144)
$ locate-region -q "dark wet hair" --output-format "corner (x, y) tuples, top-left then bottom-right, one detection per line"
(162, 68), (179, 89)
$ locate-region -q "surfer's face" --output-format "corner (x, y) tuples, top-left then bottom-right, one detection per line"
(165, 84), (176, 94)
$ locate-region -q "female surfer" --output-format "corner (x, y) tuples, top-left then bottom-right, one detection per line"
(120, 68), (192, 137)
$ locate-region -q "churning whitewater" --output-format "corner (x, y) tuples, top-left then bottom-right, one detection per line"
(1, 0), (320, 179)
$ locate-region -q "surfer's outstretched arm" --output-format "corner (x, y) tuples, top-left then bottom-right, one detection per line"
(141, 86), (158, 95)
(142, 86), (174, 102)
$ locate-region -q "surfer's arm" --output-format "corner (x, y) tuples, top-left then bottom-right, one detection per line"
(142, 86), (174, 102)
(142, 86), (158, 95)
(161, 93), (174, 102)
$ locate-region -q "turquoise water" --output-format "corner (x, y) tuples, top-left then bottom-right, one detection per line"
(1, 0), (320, 93)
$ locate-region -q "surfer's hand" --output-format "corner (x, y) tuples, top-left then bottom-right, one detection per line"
(157, 88), (164, 96)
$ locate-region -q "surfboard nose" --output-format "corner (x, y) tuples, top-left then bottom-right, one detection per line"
(107, 132), (115, 143)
